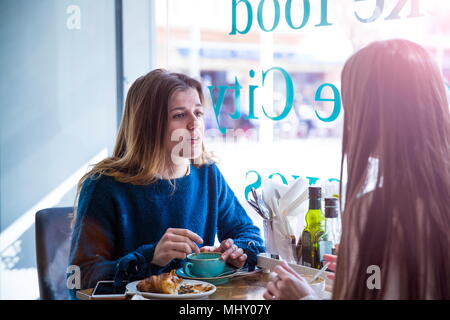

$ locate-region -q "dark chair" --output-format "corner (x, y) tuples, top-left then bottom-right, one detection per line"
(35, 207), (74, 300)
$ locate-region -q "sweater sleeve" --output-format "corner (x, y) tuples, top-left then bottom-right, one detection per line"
(68, 175), (164, 298)
(213, 165), (266, 270)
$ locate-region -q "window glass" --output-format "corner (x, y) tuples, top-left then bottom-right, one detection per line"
(154, 0), (450, 233)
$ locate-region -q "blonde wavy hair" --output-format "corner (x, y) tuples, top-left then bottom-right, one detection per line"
(71, 69), (217, 225)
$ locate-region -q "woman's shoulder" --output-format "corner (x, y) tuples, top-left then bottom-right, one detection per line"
(195, 162), (222, 178)
(195, 162), (233, 190)
(80, 173), (121, 198)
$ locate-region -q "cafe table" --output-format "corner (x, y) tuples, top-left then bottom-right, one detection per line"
(76, 255), (333, 300)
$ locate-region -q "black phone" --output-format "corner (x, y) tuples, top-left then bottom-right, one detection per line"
(91, 281), (129, 300)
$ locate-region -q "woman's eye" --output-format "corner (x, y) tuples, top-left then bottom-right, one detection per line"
(173, 113), (184, 119)
(195, 111), (204, 117)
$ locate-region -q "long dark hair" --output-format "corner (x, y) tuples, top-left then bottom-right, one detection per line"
(334, 39), (450, 299)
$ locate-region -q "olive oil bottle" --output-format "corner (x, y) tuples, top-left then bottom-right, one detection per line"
(300, 187), (326, 269)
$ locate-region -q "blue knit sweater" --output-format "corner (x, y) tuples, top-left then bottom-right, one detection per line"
(68, 163), (264, 296)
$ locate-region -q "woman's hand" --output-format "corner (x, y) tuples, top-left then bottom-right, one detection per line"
(152, 228), (203, 267)
(323, 254), (337, 292)
(200, 238), (247, 268)
(263, 261), (318, 300)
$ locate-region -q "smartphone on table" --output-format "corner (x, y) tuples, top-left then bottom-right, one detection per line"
(91, 281), (129, 300)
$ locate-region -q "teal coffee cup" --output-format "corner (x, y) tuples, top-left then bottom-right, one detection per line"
(183, 252), (226, 278)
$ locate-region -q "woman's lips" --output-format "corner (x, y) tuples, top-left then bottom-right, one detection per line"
(190, 137), (201, 145)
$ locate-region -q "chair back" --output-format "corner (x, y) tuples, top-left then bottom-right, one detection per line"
(35, 207), (73, 300)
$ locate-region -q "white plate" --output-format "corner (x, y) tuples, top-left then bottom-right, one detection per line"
(126, 279), (216, 300)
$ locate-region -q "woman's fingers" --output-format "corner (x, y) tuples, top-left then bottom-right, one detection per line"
(263, 288), (276, 300)
(323, 254), (337, 262)
(169, 241), (194, 254)
(323, 254), (337, 272)
(274, 263), (303, 282)
(238, 253), (247, 262)
(221, 244), (238, 260)
(167, 233), (200, 253)
(153, 228), (204, 267)
(169, 249), (189, 260)
(270, 267), (317, 299)
(230, 248), (244, 259)
(216, 239), (248, 267)
(227, 253), (247, 268)
(217, 240), (247, 268)
(165, 235), (247, 266)
(275, 261), (302, 280)
(266, 281), (280, 297)
(327, 262), (337, 271)
(200, 246), (217, 253)
(217, 239), (233, 253)
(170, 228), (204, 245)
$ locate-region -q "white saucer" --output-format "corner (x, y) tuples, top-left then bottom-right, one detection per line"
(126, 279), (216, 300)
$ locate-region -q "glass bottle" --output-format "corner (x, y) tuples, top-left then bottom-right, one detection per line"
(324, 197), (341, 250)
(300, 187), (326, 269)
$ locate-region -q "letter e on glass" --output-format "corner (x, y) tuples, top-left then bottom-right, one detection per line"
(314, 83), (341, 122)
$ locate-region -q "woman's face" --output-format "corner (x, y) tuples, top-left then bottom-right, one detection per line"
(165, 88), (205, 163)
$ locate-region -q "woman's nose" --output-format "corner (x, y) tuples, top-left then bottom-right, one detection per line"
(187, 114), (200, 130)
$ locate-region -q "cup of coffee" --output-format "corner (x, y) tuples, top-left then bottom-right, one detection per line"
(183, 252), (226, 278)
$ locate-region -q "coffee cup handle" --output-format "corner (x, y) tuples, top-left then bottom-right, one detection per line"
(183, 262), (193, 275)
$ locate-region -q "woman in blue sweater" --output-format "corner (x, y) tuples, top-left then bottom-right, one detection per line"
(68, 69), (264, 294)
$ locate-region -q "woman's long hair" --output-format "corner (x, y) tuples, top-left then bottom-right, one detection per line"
(333, 39), (450, 299)
(71, 69), (216, 225)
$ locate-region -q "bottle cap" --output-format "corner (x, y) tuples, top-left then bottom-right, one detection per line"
(325, 197), (338, 207)
(308, 187), (322, 198)
(325, 197), (339, 218)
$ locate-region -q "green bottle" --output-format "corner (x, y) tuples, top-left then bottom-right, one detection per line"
(301, 187), (326, 269)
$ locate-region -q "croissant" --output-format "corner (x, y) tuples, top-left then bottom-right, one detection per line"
(137, 270), (183, 294)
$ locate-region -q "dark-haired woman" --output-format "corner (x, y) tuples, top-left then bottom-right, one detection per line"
(264, 39), (450, 300)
